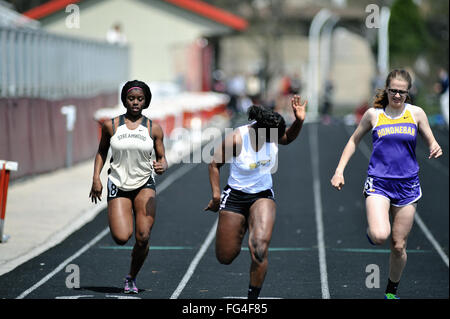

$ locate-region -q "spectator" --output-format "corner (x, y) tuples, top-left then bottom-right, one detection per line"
(106, 23), (127, 46)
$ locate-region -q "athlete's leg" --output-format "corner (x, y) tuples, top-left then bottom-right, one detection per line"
(389, 203), (415, 282)
(108, 197), (134, 245)
(128, 188), (156, 279)
(215, 210), (247, 265)
(366, 195), (391, 245)
(247, 198), (276, 289)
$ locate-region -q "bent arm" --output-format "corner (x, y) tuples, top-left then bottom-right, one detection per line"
(280, 118), (304, 145)
(90, 121), (111, 203)
(205, 130), (239, 211)
(208, 131), (237, 199)
(208, 159), (223, 201)
(415, 107), (443, 159)
(279, 95), (307, 145)
(152, 123), (168, 174)
(93, 123), (111, 180)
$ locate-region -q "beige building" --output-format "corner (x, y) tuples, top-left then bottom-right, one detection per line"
(26, 0), (377, 111)
(25, 0), (247, 90)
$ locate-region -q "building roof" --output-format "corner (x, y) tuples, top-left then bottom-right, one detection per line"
(0, 0), (41, 28)
(23, 0), (248, 31)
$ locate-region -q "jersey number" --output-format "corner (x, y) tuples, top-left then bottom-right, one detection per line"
(108, 179), (118, 197)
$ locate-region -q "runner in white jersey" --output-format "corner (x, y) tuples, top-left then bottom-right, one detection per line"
(205, 95), (307, 299)
(89, 80), (168, 294)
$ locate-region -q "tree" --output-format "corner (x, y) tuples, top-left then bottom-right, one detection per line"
(388, 0), (429, 67)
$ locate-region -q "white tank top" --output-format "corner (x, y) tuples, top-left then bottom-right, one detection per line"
(109, 115), (154, 191)
(227, 124), (278, 193)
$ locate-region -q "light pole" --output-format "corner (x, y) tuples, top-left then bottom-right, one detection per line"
(320, 16), (340, 99)
(378, 7), (391, 76)
(61, 105), (77, 168)
(307, 9), (337, 122)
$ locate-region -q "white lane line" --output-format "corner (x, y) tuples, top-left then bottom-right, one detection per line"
(343, 124), (449, 268)
(16, 227), (110, 299)
(16, 163), (199, 299)
(222, 296), (283, 299)
(414, 213), (449, 267)
(157, 164), (199, 193)
(170, 218), (218, 299)
(0, 202), (108, 277)
(308, 123), (330, 299)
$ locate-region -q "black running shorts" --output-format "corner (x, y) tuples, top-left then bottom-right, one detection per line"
(107, 175), (156, 202)
(219, 185), (275, 218)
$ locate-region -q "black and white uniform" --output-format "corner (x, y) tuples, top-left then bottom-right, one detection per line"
(220, 124), (278, 217)
(107, 115), (155, 201)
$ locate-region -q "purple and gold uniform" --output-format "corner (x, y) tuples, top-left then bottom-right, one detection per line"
(364, 104), (422, 206)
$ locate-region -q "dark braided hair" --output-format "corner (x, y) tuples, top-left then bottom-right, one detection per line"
(248, 105), (286, 140)
(121, 80), (152, 109)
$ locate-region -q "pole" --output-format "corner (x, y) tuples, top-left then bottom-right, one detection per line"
(307, 9), (334, 122)
(0, 163), (8, 243)
(61, 105), (77, 168)
(320, 16), (340, 91)
(0, 160), (18, 243)
(377, 7), (391, 76)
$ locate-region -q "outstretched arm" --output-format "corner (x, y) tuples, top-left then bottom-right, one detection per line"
(331, 109), (374, 191)
(89, 121), (112, 203)
(279, 95), (307, 145)
(204, 130), (239, 212)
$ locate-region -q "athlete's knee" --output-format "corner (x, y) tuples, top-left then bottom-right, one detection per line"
(216, 249), (239, 265)
(217, 256), (233, 265)
(369, 229), (390, 245)
(112, 233), (132, 246)
(391, 239), (407, 257)
(135, 231), (150, 247)
(249, 238), (269, 263)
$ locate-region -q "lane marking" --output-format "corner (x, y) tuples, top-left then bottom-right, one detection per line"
(308, 123), (330, 299)
(413, 213), (449, 267)
(223, 296), (283, 299)
(98, 246), (194, 250)
(170, 218), (218, 299)
(55, 295), (94, 299)
(98, 246), (313, 251)
(0, 201), (107, 276)
(157, 163), (199, 193)
(343, 124), (449, 268)
(16, 227), (110, 299)
(16, 163), (199, 299)
(243, 247), (312, 252)
(330, 248), (432, 254)
(98, 245), (432, 254)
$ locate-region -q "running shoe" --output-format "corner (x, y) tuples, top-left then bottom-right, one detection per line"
(384, 293), (400, 299)
(124, 276), (138, 294)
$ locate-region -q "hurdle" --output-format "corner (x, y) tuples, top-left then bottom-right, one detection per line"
(0, 160), (18, 243)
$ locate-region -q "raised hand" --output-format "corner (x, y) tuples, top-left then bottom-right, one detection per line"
(291, 95), (307, 122)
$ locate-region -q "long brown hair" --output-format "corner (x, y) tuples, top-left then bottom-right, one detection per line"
(372, 69), (412, 109)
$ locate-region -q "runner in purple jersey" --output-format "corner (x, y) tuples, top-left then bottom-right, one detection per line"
(331, 69), (443, 299)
